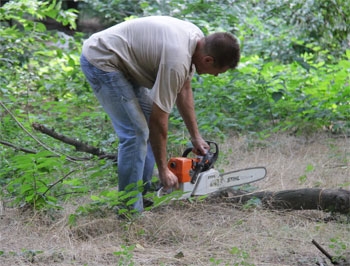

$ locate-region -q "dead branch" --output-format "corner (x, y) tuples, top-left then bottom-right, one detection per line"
(32, 122), (116, 160)
(312, 239), (337, 264)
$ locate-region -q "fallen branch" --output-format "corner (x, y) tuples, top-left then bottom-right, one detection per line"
(32, 122), (116, 160)
(213, 188), (350, 215)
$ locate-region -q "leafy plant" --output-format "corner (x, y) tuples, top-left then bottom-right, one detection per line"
(230, 246), (255, 266)
(113, 245), (136, 266)
(298, 164), (314, 184)
(209, 246), (255, 266)
(2, 150), (88, 209)
(328, 237), (348, 264)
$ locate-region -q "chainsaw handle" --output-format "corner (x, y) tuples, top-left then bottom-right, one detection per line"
(182, 141), (219, 184)
(190, 152), (210, 184)
(182, 141), (219, 158)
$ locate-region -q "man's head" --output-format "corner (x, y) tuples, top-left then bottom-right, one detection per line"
(193, 32), (240, 76)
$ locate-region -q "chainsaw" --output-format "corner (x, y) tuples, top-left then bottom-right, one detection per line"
(157, 141), (267, 199)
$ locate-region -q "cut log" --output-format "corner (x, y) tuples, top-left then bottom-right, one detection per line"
(213, 188), (350, 215)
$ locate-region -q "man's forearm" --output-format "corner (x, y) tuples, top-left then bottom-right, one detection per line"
(149, 103), (179, 189)
(149, 104), (169, 174)
(176, 80), (209, 155)
(176, 81), (201, 140)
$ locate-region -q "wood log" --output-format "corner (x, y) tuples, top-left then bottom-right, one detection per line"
(213, 188), (350, 215)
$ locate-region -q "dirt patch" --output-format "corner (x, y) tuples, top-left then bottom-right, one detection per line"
(1, 133), (349, 265)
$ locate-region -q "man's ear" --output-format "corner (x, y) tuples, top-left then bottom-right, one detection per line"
(203, 55), (214, 64)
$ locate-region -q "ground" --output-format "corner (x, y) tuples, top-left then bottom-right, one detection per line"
(1, 133), (349, 266)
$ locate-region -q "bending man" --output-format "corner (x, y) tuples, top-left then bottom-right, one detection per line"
(80, 16), (240, 213)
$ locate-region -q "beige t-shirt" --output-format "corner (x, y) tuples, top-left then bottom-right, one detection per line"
(82, 16), (204, 113)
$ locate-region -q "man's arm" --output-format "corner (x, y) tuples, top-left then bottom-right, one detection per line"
(149, 103), (178, 189)
(176, 79), (209, 154)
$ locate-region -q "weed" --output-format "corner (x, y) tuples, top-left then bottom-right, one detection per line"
(113, 245), (135, 266)
(329, 237), (348, 264)
(298, 164), (314, 184)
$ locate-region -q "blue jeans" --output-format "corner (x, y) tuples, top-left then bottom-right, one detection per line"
(80, 55), (155, 212)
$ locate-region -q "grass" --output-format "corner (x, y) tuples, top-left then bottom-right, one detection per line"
(0, 133), (349, 265)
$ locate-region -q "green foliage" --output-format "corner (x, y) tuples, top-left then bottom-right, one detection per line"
(0, 249), (43, 263)
(298, 164), (314, 184)
(141, 0), (240, 34)
(329, 237), (349, 264)
(0, 0), (105, 210)
(242, 197), (262, 210)
(79, 0), (142, 27)
(69, 180), (145, 221)
(80, 0), (349, 60)
(1, 150), (89, 209)
(0, 0), (90, 139)
(68, 178), (188, 221)
(229, 247), (255, 266)
(113, 245), (135, 266)
(234, 0), (350, 62)
(209, 246), (255, 266)
(171, 48), (350, 135)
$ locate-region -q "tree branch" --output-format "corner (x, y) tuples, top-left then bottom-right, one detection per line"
(42, 170), (76, 197)
(312, 239), (335, 264)
(0, 140), (37, 154)
(32, 122), (117, 160)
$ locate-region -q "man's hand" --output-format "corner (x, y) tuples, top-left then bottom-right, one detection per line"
(191, 137), (210, 155)
(159, 168), (179, 190)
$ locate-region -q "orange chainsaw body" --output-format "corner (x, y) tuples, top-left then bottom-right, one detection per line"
(167, 157), (198, 183)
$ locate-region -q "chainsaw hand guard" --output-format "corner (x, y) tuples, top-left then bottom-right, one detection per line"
(182, 141), (219, 183)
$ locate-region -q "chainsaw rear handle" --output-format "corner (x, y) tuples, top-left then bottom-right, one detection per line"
(182, 140), (218, 158)
(182, 141), (219, 184)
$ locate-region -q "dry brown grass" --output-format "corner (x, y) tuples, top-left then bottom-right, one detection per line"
(1, 133), (349, 266)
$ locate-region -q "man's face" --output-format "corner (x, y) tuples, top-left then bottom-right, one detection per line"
(195, 55), (230, 76)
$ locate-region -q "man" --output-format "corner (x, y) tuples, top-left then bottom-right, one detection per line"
(80, 16), (240, 213)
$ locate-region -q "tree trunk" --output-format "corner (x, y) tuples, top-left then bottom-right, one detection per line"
(214, 188), (350, 215)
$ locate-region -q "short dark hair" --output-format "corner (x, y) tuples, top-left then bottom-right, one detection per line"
(203, 32), (240, 69)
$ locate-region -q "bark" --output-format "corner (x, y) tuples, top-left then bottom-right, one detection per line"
(213, 188), (350, 215)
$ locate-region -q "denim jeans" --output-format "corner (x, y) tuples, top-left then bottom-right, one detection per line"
(80, 55), (155, 212)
